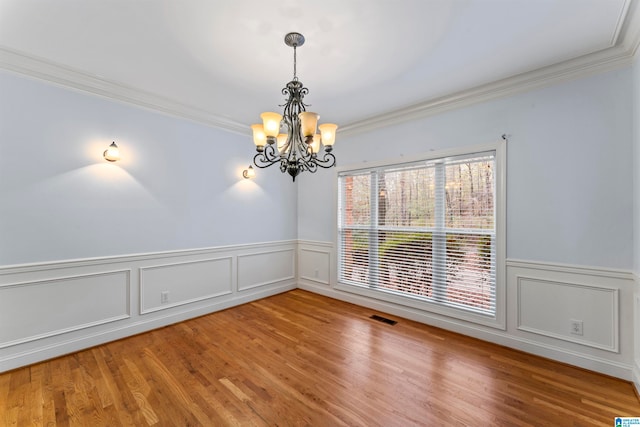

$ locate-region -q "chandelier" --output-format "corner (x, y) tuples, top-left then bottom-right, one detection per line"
(250, 32), (338, 182)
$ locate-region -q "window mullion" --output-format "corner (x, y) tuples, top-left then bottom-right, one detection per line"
(432, 163), (446, 302)
(369, 171), (379, 288)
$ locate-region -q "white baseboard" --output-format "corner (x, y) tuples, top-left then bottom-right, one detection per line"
(633, 359), (640, 396)
(0, 241), (297, 372)
(633, 272), (640, 394)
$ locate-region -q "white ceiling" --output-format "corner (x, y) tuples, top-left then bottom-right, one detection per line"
(0, 0), (638, 135)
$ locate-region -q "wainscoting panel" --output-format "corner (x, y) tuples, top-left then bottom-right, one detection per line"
(237, 249), (295, 291)
(0, 240), (296, 372)
(298, 246), (331, 285)
(140, 257), (233, 314)
(517, 277), (618, 351)
(506, 260), (634, 378)
(296, 241), (636, 380)
(0, 270), (130, 348)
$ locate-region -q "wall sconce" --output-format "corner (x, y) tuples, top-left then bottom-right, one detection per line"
(103, 141), (121, 162)
(243, 165), (255, 179)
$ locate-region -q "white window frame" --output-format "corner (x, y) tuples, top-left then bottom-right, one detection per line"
(334, 140), (506, 329)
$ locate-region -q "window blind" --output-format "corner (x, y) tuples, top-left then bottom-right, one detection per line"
(338, 151), (496, 315)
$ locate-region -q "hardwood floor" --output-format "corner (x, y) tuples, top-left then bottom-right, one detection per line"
(1, 289), (639, 426)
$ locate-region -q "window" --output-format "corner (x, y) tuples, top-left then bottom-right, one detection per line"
(338, 145), (504, 323)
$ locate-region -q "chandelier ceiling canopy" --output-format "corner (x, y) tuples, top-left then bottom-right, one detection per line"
(249, 32), (337, 182)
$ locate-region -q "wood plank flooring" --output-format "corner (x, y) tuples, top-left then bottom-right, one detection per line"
(1, 289), (639, 426)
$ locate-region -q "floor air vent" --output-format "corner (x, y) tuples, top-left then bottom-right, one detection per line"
(370, 315), (397, 325)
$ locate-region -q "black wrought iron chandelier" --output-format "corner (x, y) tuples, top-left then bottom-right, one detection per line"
(250, 32), (338, 182)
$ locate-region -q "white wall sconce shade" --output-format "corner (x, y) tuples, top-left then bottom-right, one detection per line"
(243, 165), (255, 179)
(103, 141), (120, 162)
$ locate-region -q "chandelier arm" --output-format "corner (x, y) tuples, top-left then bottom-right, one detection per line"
(309, 151), (336, 169)
(300, 158), (318, 174)
(253, 144), (280, 168)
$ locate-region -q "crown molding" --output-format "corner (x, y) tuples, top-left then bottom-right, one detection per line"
(339, 45), (633, 136)
(621, 0), (640, 55)
(0, 46), (249, 136)
(1, 1), (639, 138)
(340, 0), (640, 136)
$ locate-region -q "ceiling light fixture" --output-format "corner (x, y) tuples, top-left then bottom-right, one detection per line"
(250, 32), (338, 182)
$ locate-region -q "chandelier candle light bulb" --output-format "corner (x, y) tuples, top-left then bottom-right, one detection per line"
(248, 32), (338, 181)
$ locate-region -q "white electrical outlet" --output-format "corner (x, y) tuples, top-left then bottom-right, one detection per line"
(570, 319), (583, 336)
(161, 291), (170, 304)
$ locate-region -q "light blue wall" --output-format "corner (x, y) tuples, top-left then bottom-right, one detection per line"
(299, 67), (634, 270)
(0, 70), (297, 265)
(632, 53), (640, 387)
(634, 56), (640, 276)
(1, 64), (633, 270)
